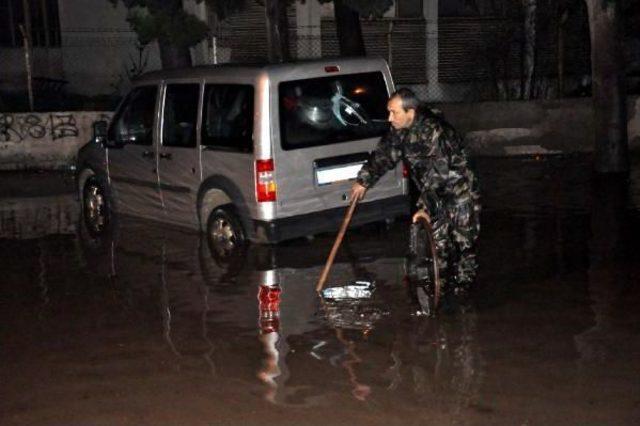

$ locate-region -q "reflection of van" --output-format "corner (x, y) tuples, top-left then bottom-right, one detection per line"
(77, 58), (408, 248)
(76, 211), (412, 403)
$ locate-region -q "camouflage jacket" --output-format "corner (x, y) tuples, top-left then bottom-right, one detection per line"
(357, 107), (480, 214)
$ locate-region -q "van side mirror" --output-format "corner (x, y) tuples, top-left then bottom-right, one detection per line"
(92, 120), (108, 146)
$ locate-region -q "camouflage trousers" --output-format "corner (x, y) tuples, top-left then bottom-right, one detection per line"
(410, 197), (480, 289)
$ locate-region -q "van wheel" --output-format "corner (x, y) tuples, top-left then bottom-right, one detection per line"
(206, 207), (246, 262)
(82, 177), (110, 237)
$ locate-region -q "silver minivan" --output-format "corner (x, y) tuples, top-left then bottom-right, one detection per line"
(77, 57), (408, 251)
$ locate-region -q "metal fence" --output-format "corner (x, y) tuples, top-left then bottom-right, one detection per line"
(1, 13), (595, 111)
(216, 15), (591, 104)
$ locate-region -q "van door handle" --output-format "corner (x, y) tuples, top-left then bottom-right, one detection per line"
(159, 152), (172, 160)
(141, 150), (154, 158)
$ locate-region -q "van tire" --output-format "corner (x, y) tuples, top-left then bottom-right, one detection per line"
(206, 206), (246, 262)
(82, 177), (110, 237)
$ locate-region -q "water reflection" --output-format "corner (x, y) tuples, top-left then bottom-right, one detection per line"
(0, 185), (487, 413)
(0, 192), (77, 239)
(6, 156), (640, 423)
(257, 283), (285, 403)
(575, 175), (631, 364)
(34, 239), (52, 322)
(70, 203), (489, 411)
(160, 243), (182, 358)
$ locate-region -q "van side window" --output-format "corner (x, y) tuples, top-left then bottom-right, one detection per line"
(162, 84), (200, 148)
(109, 86), (157, 146)
(201, 84), (254, 152)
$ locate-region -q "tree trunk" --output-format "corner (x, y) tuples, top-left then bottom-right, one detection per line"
(585, 0), (628, 174)
(40, 0), (50, 47)
(158, 42), (192, 69)
(557, 8), (568, 96)
(265, 0), (290, 63)
(19, 25), (34, 111)
(334, 0), (366, 56)
(522, 0), (536, 100)
(153, 0), (193, 69)
(21, 0), (32, 44)
(20, 0), (33, 110)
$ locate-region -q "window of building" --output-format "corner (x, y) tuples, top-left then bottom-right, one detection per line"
(0, 0), (61, 47)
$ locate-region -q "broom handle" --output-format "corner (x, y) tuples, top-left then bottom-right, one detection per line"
(316, 198), (359, 292)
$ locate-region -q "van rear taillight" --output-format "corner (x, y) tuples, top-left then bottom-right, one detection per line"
(256, 159), (277, 202)
(402, 162), (409, 178)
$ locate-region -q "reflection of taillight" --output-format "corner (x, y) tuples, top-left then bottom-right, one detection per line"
(258, 285), (281, 312)
(256, 159), (277, 202)
(258, 284), (281, 334)
(402, 162), (409, 179)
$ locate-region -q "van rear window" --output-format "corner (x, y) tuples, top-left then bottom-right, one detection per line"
(279, 72), (389, 150)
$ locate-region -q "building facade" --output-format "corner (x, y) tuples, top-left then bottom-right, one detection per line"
(1, 0), (593, 103)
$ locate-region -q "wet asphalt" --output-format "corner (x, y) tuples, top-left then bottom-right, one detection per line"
(1, 154), (640, 425)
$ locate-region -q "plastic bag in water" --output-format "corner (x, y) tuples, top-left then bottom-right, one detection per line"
(321, 281), (375, 300)
(323, 301), (384, 330)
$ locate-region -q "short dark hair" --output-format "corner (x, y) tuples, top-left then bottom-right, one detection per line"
(390, 88), (420, 112)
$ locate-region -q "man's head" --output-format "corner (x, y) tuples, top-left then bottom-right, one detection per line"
(387, 88), (420, 130)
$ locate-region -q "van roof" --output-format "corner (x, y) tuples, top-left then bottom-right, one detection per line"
(134, 56), (389, 83)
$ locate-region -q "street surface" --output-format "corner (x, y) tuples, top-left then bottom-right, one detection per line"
(1, 154), (639, 425)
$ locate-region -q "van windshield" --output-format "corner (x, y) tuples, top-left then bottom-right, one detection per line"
(279, 72), (389, 150)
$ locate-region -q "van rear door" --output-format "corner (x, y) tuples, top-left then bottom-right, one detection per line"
(273, 69), (404, 218)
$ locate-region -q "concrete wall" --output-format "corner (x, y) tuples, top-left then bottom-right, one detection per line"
(0, 111), (111, 170)
(0, 97), (638, 170)
(0, 48), (64, 91)
(442, 96), (640, 156)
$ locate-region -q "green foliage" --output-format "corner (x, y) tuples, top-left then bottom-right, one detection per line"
(109, 0), (209, 47)
(317, 0), (394, 18)
(127, 7), (209, 47)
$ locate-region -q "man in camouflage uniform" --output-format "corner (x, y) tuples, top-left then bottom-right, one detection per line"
(351, 88), (481, 290)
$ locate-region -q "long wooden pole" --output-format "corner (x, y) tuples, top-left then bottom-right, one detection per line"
(316, 198), (358, 292)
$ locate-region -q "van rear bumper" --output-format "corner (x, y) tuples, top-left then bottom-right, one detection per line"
(251, 195), (410, 243)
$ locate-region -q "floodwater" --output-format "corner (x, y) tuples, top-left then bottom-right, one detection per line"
(1, 155), (640, 425)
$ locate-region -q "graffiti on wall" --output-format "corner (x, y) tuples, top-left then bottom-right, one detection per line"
(0, 113), (79, 143)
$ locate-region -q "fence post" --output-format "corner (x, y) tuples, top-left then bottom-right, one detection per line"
(19, 24), (34, 112)
(424, 0), (438, 101)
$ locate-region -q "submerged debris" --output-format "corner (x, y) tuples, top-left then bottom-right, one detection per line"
(321, 280), (375, 300)
(322, 302), (386, 330)
(320, 281), (387, 330)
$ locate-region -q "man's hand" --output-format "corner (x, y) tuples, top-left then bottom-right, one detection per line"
(350, 182), (367, 202)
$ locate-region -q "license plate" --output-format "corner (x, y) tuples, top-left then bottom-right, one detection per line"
(315, 163), (364, 186)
